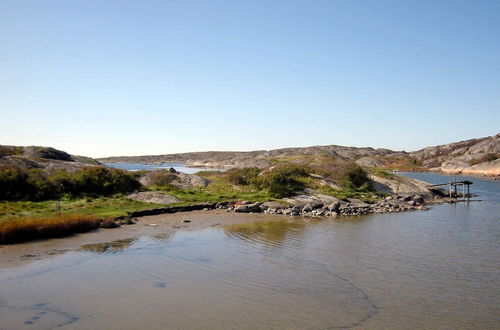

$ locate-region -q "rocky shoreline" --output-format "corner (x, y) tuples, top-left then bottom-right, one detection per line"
(122, 193), (457, 223)
(223, 194), (433, 217)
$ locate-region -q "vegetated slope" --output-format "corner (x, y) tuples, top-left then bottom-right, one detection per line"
(0, 145), (101, 172)
(98, 133), (500, 176)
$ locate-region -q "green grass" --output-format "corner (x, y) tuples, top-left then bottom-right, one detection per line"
(151, 171), (281, 205)
(0, 196), (163, 221)
(372, 168), (397, 179)
(315, 185), (386, 202)
(152, 184), (278, 206)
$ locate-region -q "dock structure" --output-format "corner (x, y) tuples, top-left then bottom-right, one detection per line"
(426, 180), (473, 198)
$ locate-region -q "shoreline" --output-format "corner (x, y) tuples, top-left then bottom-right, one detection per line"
(0, 192), (461, 269)
(0, 210), (291, 269)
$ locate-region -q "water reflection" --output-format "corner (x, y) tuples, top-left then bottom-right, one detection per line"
(150, 232), (174, 242)
(79, 238), (137, 254)
(223, 220), (307, 249)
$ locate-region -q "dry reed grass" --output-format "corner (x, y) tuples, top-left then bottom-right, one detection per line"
(0, 214), (102, 244)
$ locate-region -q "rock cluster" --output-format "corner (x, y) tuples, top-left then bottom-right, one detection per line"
(219, 194), (429, 218)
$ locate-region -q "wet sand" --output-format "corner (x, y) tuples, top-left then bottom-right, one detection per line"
(0, 210), (291, 269)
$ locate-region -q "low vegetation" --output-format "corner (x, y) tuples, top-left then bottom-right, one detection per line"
(254, 165), (309, 198)
(339, 163), (372, 190)
(469, 153), (498, 166)
(0, 214), (102, 244)
(0, 165), (141, 201)
(0, 197), (163, 220)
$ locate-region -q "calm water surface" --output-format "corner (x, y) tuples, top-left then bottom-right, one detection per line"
(105, 163), (215, 174)
(1, 173), (499, 329)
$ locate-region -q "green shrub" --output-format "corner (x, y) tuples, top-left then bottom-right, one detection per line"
(255, 165), (309, 198)
(309, 158), (352, 180)
(144, 170), (177, 187)
(469, 153), (498, 166)
(0, 166), (141, 201)
(340, 164), (372, 190)
(224, 167), (261, 185)
(0, 166), (31, 200)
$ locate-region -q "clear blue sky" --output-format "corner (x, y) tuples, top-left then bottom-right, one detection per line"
(1, 0), (499, 157)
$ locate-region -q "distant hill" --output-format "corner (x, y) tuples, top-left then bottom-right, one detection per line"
(0, 145), (101, 172)
(98, 145), (398, 169)
(98, 133), (500, 176)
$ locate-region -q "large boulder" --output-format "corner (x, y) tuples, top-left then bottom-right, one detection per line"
(174, 172), (210, 188)
(328, 201), (341, 212)
(234, 203), (262, 213)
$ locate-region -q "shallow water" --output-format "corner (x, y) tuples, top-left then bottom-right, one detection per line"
(1, 173), (499, 329)
(104, 162), (215, 174)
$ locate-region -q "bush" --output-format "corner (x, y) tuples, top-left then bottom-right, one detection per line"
(0, 166), (141, 201)
(0, 166), (31, 200)
(469, 153), (498, 166)
(310, 158), (352, 180)
(340, 164), (372, 190)
(144, 170), (177, 187)
(224, 167), (261, 185)
(255, 165), (309, 198)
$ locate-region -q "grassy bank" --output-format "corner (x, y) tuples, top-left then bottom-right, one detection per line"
(0, 214), (102, 244)
(0, 197), (164, 221)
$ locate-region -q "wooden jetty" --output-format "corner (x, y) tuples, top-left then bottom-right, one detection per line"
(426, 180), (473, 198)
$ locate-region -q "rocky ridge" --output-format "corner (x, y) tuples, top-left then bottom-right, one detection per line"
(98, 133), (500, 176)
(0, 145), (101, 172)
